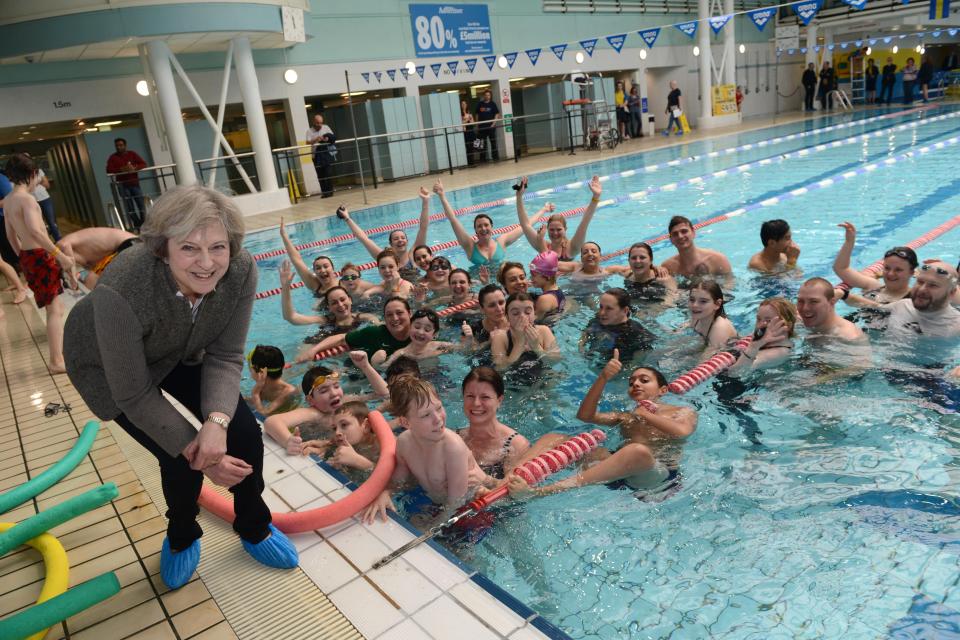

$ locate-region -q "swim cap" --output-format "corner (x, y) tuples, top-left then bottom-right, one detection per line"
(529, 251), (559, 277)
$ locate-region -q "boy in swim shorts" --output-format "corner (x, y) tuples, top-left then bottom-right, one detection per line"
(56, 227), (138, 288)
(2, 153), (77, 373)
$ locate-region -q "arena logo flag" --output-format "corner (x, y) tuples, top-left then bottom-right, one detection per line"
(747, 8), (776, 31)
(949, 28), (958, 35)
(361, 72), (370, 83)
(580, 38), (598, 56)
(709, 14), (732, 33)
(526, 48), (542, 65)
(416, 65), (425, 78)
(447, 60), (459, 74)
(792, 0), (823, 25)
(550, 43), (567, 60)
(606, 34), (627, 53)
(639, 28), (660, 47)
(676, 21), (698, 38)
(465, 58), (477, 72)
(431, 63), (442, 77)
(483, 55), (497, 70)
(930, 0), (951, 19)
(504, 51), (518, 68)
(842, 0), (868, 9)
(386, 69), (396, 81)
(373, 71), (382, 82)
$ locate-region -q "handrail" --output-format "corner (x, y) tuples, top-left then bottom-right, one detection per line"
(194, 151), (257, 165)
(107, 162), (177, 178)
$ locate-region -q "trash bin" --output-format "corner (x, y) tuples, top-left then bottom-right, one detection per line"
(645, 115), (656, 138)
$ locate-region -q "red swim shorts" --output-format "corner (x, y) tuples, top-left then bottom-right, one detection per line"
(19, 248), (62, 309)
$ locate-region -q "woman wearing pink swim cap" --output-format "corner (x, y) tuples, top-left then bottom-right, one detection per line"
(529, 250), (566, 321)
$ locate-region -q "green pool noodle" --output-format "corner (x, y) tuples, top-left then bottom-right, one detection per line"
(0, 421), (100, 515)
(0, 572), (121, 640)
(0, 483), (119, 556)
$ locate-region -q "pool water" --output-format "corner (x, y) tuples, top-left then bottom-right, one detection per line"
(243, 106), (960, 639)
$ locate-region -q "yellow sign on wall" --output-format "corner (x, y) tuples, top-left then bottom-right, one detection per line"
(712, 84), (738, 116)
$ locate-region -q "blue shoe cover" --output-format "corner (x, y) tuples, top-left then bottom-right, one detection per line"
(242, 524), (299, 569)
(161, 537), (200, 590)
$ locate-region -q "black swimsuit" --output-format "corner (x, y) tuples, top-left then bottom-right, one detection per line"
(625, 277), (667, 302)
(477, 432), (518, 479)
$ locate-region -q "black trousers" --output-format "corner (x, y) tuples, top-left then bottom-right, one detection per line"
(114, 362), (271, 551)
(314, 160), (333, 197)
(879, 80), (895, 104)
(903, 80), (915, 104)
(804, 85), (816, 111)
(477, 127), (499, 161)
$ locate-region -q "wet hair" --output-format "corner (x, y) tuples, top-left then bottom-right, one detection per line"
(385, 356), (421, 382)
(497, 262), (525, 287)
(339, 262), (360, 276)
(802, 277), (835, 300)
(312, 255), (335, 270)
(668, 215), (694, 233)
(505, 291), (535, 310)
(603, 287), (632, 311)
(478, 283), (504, 306)
(760, 219), (791, 247)
(302, 365), (335, 395)
(114, 137), (127, 145)
(690, 279), (727, 318)
(629, 366), (669, 388)
(4, 153), (37, 185)
(462, 366), (505, 397)
(249, 345), (285, 380)
(473, 213), (493, 229)
(884, 246), (919, 269)
(759, 297), (798, 338)
(449, 268), (471, 284)
(546, 214), (567, 229)
(388, 230), (406, 245)
(413, 244), (433, 257)
(323, 286), (351, 306)
(629, 242), (653, 260)
(411, 308), (440, 333)
(383, 296), (411, 314)
(428, 256), (452, 271)
(376, 248), (399, 266)
(335, 400), (370, 425)
(389, 375), (441, 418)
(582, 241), (602, 254)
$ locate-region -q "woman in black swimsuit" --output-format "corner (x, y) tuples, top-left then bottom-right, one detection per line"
(728, 297), (797, 373)
(279, 217), (340, 298)
(279, 263), (377, 342)
(611, 242), (677, 306)
(467, 284), (509, 348)
(581, 288), (656, 362)
(491, 293), (560, 370)
(458, 367), (530, 479)
(514, 175), (603, 261)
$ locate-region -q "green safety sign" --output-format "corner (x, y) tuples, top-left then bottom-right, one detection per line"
(504, 114), (513, 133)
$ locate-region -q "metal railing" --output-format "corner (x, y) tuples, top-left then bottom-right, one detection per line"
(195, 151), (259, 195)
(107, 163), (176, 229)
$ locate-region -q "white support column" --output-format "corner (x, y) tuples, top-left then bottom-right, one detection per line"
(823, 27), (833, 65)
(145, 40), (195, 186)
(806, 22), (819, 67)
(698, 0), (713, 120)
(723, 0), (736, 86)
(492, 77), (515, 160)
(232, 36), (279, 192)
(282, 86), (320, 195)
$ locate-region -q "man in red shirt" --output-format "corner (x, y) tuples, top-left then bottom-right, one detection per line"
(106, 138), (148, 228)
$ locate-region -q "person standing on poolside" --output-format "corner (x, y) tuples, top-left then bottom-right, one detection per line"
(475, 90), (501, 162)
(306, 113), (336, 198)
(106, 138), (148, 228)
(660, 215), (733, 279)
(802, 63), (818, 111)
(663, 80), (683, 136)
(865, 58), (879, 104)
(880, 57), (897, 105)
(63, 185), (298, 591)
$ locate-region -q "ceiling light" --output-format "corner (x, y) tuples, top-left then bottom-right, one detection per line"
(892, 45), (899, 54)
(29, 125), (36, 129)
(916, 44), (922, 52)
(22, 131), (30, 135)
(509, 77), (526, 82)
(739, 44), (746, 54)
(77, 121), (85, 126)
(472, 83), (490, 89)
(136, 80), (149, 96)
(446, 89), (460, 93)
(85, 128), (98, 132)
(405, 61), (416, 74)
(866, 46), (872, 55)
(693, 46), (701, 57)
(497, 55), (508, 69)
(639, 49), (647, 60)
(283, 68), (298, 84)
(94, 120), (122, 127)
(339, 91), (367, 97)
(575, 51), (585, 64)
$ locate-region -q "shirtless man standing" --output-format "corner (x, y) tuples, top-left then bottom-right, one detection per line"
(661, 216), (733, 278)
(796, 277), (865, 341)
(57, 227), (137, 288)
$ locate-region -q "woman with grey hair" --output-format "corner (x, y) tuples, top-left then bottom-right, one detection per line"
(64, 185), (298, 591)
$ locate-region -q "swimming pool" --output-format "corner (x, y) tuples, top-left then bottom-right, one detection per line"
(244, 106), (960, 639)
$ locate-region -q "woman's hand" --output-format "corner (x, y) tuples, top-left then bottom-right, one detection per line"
(285, 426), (303, 456)
(652, 264), (670, 279)
(301, 438), (330, 456)
(361, 489), (397, 524)
(414, 282), (429, 302)
(522, 323), (541, 351)
(542, 202), (556, 214)
(757, 316), (789, 346)
(279, 216), (289, 240)
(432, 179), (445, 196)
(516, 176), (527, 195)
(419, 186), (431, 202)
(478, 265), (490, 285)
(251, 367), (267, 393)
(186, 422), (228, 471)
(506, 473), (535, 498)
(838, 221), (857, 244)
(349, 350), (370, 368)
(202, 455), (252, 488)
(588, 175), (602, 198)
(279, 259), (295, 288)
(460, 321), (474, 345)
(601, 348), (622, 381)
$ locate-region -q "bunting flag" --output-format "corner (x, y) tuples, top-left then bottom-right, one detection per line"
(483, 55), (497, 70)
(883, 36), (893, 43)
(828, 43), (835, 50)
(416, 65), (425, 78)
(580, 38), (598, 56)
(386, 69), (396, 81)
(868, 38), (877, 45)
(676, 21), (698, 38)
(638, 28), (660, 47)
(504, 51), (518, 68)
(373, 71), (382, 82)
(430, 63), (442, 77)
(949, 28), (958, 35)
(855, 40), (863, 46)
(800, 47), (807, 53)
(606, 34), (627, 52)
(709, 14), (732, 33)
(932, 30), (942, 37)
(465, 58), (477, 72)
(792, 0), (822, 25)
(747, 8), (776, 31)
(930, 0), (951, 18)
(361, 72), (370, 83)
(526, 48), (542, 65)
(842, 0), (868, 9)
(447, 60), (459, 75)
(551, 43), (567, 60)
(814, 45), (820, 52)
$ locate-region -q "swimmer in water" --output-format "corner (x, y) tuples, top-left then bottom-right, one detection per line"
(279, 216), (340, 298)
(685, 280), (737, 357)
(507, 349), (697, 497)
(661, 215), (733, 279)
(581, 288), (656, 362)
(362, 249), (415, 299)
(515, 175), (603, 261)
(797, 277), (866, 342)
(608, 242), (678, 307)
(280, 262), (378, 336)
(466, 284), (509, 348)
(490, 293), (560, 370)
(748, 219), (801, 274)
(383, 308), (465, 365)
(458, 367), (530, 480)
(728, 297), (797, 374)
(528, 251), (566, 320)
(832, 222), (917, 307)
(557, 241), (617, 280)
(497, 262), (529, 296)
(413, 255), (453, 301)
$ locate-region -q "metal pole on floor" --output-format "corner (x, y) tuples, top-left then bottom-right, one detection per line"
(344, 70), (368, 205)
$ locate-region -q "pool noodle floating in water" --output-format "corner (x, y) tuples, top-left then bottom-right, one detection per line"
(198, 410), (396, 533)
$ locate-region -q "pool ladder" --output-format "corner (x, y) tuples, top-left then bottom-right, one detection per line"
(829, 90), (853, 111)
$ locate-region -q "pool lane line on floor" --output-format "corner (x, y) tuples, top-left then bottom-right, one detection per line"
(254, 116), (960, 299)
(252, 106), (942, 263)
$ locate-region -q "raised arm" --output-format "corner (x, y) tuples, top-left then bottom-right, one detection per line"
(576, 350), (629, 426)
(280, 260), (325, 325)
(296, 332), (347, 363)
(515, 177), (544, 250)
(434, 179), (475, 256)
(568, 176), (602, 256)
(279, 216), (320, 291)
(412, 186), (432, 248)
(833, 222), (880, 290)
(501, 200), (551, 248)
(349, 350), (390, 398)
(340, 207), (383, 259)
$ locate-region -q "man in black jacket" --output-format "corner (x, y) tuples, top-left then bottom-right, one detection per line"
(880, 57), (897, 105)
(802, 63), (818, 111)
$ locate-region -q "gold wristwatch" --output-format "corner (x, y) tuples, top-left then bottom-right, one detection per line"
(207, 415), (229, 430)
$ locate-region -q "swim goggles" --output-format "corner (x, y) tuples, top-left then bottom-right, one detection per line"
(428, 259), (451, 271)
(246, 348), (283, 373)
(884, 248), (917, 267)
(919, 263), (958, 283)
(310, 370), (341, 393)
(339, 274), (360, 281)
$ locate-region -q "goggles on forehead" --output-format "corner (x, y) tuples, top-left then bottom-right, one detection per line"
(919, 263), (958, 283)
(247, 348), (283, 373)
(429, 260), (451, 271)
(310, 370), (341, 393)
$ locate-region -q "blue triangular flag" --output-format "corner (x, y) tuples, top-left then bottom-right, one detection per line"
(386, 69), (396, 81)
(676, 21), (698, 38)
(840, 42), (848, 49)
(792, 0), (822, 25)
(800, 47), (807, 53)
(361, 72), (370, 83)
(814, 45), (821, 52)
(580, 38), (598, 56)
(932, 30), (942, 37)
(868, 38), (877, 45)
(525, 48), (541, 65)
(483, 55), (496, 70)
(550, 43), (567, 60)
(447, 60), (458, 75)
(828, 44), (835, 50)
(855, 40), (863, 46)
(431, 63), (442, 77)
(373, 71), (382, 82)
(747, 8), (776, 31)
(949, 28), (958, 36)
(465, 58), (477, 72)
(883, 36), (892, 43)
(504, 51), (518, 68)
(709, 15), (732, 33)
(416, 65), (425, 78)
(842, 0), (868, 9)
(606, 34), (627, 53)
(638, 28), (660, 47)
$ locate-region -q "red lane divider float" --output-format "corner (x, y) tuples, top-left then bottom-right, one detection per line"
(199, 410), (396, 533)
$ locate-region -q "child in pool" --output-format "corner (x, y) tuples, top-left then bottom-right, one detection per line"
(263, 366), (344, 455)
(362, 376), (494, 523)
(382, 308), (466, 365)
(246, 345), (299, 416)
(302, 401), (379, 474)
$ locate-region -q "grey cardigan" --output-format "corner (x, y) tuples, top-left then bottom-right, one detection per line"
(64, 243), (257, 457)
